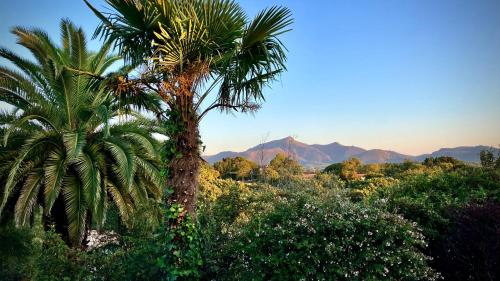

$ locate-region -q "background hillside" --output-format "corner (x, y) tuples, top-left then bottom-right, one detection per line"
(204, 136), (499, 167)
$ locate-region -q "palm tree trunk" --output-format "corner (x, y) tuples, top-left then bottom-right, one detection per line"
(167, 110), (200, 216)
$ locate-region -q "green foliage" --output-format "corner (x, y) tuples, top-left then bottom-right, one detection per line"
(365, 166), (500, 280)
(322, 160), (500, 279)
(378, 161), (426, 178)
(423, 156), (464, 168)
(198, 163), (240, 204)
(324, 157), (363, 180)
(268, 153), (303, 175)
(340, 157), (363, 180)
(0, 20), (163, 245)
(435, 202), (500, 281)
(0, 202), (202, 281)
(31, 227), (164, 281)
(263, 153), (303, 184)
(34, 229), (91, 281)
(372, 167), (500, 239)
(89, 237), (163, 281)
(323, 162), (342, 174)
(347, 177), (399, 201)
(200, 185), (438, 280)
(480, 148), (500, 169)
(87, 0), (292, 115)
(87, 204), (202, 281)
(3, 155), (499, 280)
(0, 224), (37, 280)
(311, 172), (346, 189)
(160, 109), (185, 163)
(359, 163), (383, 176)
(326, 157), (465, 180)
(214, 157), (258, 180)
(156, 204), (203, 280)
(126, 201), (164, 237)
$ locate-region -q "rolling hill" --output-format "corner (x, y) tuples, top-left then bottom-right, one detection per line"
(203, 136), (498, 168)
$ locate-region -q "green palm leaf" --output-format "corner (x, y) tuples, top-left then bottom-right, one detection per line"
(107, 180), (130, 224)
(63, 129), (86, 160)
(0, 132), (57, 217)
(62, 173), (87, 245)
(74, 151), (101, 216)
(0, 19), (163, 246)
(15, 169), (44, 226)
(105, 137), (136, 190)
(43, 149), (67, 214)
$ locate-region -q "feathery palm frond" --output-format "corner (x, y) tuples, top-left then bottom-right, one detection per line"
(0, 19), (163, 246)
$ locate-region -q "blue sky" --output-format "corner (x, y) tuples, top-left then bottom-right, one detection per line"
(1, 0), (499, 155)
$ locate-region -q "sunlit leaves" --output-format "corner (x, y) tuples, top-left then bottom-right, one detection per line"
(87, 0), (293, 116)
(63, 129), (86, 160)
(0, 19), (163, 246)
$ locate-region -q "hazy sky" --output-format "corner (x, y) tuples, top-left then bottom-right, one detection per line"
(1, 0), (499, 155)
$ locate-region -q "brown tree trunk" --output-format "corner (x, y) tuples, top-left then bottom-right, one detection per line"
(167, 111), (200, 216)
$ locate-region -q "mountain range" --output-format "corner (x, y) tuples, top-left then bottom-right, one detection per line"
(203, 136), (498, 168)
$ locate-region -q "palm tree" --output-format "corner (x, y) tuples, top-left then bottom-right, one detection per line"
(0, 19), (163, 246)
(85, 0), (292, 215)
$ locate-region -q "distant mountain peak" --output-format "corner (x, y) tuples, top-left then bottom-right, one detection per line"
(280, 136), (302, 144)
(203, 137), (497, 168)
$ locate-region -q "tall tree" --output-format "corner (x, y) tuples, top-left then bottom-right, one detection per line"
(214, 156), (258, 180)
(85, 0), (293, 214)
(0, 20), (163, 245)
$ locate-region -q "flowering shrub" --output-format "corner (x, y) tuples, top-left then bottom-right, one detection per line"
(201, 187), (439, 280)
(198, 163), (238, 204)
(312, 172), (346, 189)
(369, 167), (500, 279)
(373, 167), (500, 241)
(347, 177), (399, 201)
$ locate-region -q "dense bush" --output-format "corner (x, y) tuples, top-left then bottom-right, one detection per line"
(200, 164), (500, 280)
(422, 156), (465, 169)
(0, 224), (37, 280)
(34, 229), (91, 281)
(369, 167), (500, 280)
(214, 157), (259, 180)
(373, 167), (500, 239)
(200, 185), (438, 280)
(311, 172), (345, 189)
(480, 149), (500, 169)
(198, 163), (237, 204)
(433, 202), (500, 281)
(87, 205), (202, 281)
(323, 158), (363, 180)
(347, 176), (399, 201)
(92, 204), (202, 281)
(263, 153), (304, 184)
(0, 204), (201, 281)
(2, 160), (499, 280)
